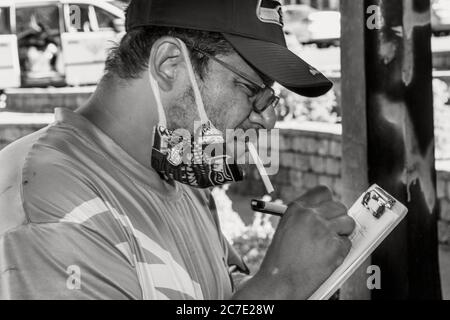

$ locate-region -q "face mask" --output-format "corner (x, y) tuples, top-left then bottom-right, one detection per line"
(148, 39), (243, 188)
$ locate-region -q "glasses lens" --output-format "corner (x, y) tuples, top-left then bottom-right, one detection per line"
(254, 89), (279, 113)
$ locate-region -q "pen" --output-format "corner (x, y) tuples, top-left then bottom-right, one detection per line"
(251, 199), (288, 217)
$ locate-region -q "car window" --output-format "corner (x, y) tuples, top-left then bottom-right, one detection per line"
(67, 4), (93, 32)
(0, 7), (11, 34)
(16, 5), (60, 37)
(95, 6), (117, 30)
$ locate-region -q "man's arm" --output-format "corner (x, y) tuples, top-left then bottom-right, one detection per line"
(231, 186), (355, 300)
(0, 222), (141, 300)
(0, 149), (141, 300)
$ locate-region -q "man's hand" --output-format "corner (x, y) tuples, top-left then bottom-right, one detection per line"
(232, 186), (355, 300)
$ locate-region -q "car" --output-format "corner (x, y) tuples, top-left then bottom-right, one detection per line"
(0, 0), (125, 89)
(282, 4), (317, 44)
(0, 0), (21, 89)
(282, 5), (340, 48)
(305, 10), (340, 48)
(283, 27), (303, 53)
(432, 0), (450, 36)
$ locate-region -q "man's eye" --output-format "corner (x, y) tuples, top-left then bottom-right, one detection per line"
(237, 82), (258, 97)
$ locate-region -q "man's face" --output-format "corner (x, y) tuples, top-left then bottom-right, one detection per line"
(199, 52), (277, 133)
(170, 51), (277, 134)
(165, 48), (278, 163)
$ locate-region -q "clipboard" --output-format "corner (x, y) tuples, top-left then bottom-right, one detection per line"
(308, 184), (408, 300)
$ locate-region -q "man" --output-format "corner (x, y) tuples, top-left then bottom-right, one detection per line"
(0, 0), (355, 299)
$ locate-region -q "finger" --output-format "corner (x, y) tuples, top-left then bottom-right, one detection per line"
(328, 216), (356, 236)
(293, 185), (333, 208)
(337, 236), (352, 262)
(316, 201), (348, 220)
(340, 236), (352, 256)
(329, 236), (352, 268)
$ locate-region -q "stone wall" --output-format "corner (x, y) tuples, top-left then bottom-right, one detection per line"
(0, 113), (52, 150)
(4, 87), (95, 113)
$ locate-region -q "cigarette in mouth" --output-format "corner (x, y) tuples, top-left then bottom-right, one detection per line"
(247, 142), (275, 195)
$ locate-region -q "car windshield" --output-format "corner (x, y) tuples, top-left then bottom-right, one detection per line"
(16, 5), (60, 37)
(0, 7), (11, 34)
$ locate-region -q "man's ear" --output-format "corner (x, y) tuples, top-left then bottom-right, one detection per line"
(149, 37), (184, 92)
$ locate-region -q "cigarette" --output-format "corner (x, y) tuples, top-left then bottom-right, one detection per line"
(247, 142), (275, 195)
(251, 200), (288, 217)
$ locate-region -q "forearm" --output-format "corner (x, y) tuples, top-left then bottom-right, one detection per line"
(230, 272), (294, 300)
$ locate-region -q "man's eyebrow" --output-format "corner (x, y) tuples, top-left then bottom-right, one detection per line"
(234, 76), (259, 92)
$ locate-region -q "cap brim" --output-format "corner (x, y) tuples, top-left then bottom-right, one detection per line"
(222, 33), (333, 97)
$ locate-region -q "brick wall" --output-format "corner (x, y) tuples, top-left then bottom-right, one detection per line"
(0, 124), (46, 150)
(0, 113), (52, 150)
(4, 87), (94, 113)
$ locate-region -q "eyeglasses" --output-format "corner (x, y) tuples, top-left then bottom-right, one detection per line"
(190, 46), (280, 114)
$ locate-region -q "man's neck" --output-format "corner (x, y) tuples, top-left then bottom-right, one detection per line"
(77, 74), (158, 172)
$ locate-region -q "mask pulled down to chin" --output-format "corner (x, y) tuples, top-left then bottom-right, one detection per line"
(151, 122), (243, 188)
(149, 39), (244, 189)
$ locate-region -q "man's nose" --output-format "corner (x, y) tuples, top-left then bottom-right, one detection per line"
(248, 106), (277, 130)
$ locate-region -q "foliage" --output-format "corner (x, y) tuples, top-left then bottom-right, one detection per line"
(434, 79), (450, 160)
(212, 186), (275, 274)
(275, 83), (340, 123)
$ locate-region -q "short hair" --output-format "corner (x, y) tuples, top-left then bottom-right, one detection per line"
(104, 26), (235, 80)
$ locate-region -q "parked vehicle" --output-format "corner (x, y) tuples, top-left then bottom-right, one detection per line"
(0, 0), (21, 89)
(283, 4), (340, 48)
(0, 0), (125, 89)
(432, 0), (450, 36)
(283, 4), (317, 44)
(304, 10), (340, 47)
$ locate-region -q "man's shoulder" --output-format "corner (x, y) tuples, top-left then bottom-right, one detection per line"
(0, 127), (49, 235)
(0, 126), (98, 234)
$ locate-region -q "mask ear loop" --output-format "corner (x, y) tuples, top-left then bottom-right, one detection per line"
(148, 52), (167, 127)
(176, 39), (209, 125)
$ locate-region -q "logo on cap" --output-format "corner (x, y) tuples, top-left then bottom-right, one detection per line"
(256, 0), (284, 27)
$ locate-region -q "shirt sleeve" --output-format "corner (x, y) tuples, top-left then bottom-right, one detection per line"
(0, 222), (141, 300)
(0, 152), (142, 300)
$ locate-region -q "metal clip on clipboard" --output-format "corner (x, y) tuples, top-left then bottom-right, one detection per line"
(362, 186), (396, 219)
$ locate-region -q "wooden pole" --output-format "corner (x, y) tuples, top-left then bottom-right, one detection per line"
(339, 0), (371, 300)
(340, 0), (442, 299)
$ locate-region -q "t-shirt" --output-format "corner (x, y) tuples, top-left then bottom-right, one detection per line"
(0, 108), (246, 300)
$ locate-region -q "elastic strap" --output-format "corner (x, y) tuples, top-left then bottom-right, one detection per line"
(177, 39), (209, 124)
(148, 55), (167, 127)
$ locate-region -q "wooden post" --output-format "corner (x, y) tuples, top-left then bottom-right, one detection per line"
(340, 0), (442, 299)
(339, 0), (371, 300)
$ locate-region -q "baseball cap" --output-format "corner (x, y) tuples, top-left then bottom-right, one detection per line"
(126, 0), (333, 97)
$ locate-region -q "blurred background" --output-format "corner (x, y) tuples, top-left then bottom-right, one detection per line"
(1, 0), (450, 299)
